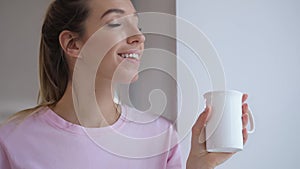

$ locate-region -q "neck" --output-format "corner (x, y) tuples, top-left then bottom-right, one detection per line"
(52, 77), (120, 128)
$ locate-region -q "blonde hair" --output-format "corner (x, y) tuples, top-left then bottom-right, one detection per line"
(2, 0), (90, 124)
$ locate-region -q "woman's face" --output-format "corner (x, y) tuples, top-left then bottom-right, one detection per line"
(80, 0), (145, 83)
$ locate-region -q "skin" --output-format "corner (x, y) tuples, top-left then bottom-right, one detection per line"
(54, 0), (144, 127)
(53, 0), (250, 168)
(187, 94), (249, 169)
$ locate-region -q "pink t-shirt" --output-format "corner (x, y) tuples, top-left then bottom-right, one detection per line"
(0, 105), (182, 169)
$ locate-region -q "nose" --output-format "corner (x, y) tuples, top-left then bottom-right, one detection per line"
(127, 29), (145, 45)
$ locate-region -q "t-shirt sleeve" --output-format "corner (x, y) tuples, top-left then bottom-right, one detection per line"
(0, 142), (11, 169)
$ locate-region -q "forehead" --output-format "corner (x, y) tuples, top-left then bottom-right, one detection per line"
(88, 0), (136, 16)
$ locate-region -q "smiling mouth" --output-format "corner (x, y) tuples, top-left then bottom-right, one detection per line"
(118, 53), (140, 60)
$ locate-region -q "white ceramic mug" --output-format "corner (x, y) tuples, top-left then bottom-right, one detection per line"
(203, 90), (255, 152)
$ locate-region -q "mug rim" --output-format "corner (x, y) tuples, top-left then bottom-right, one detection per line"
(203, 90), (242, 97)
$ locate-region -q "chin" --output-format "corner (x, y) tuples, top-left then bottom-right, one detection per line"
(112, 71), (139, 84)
(121, 73), (139, 84)
(130, 74), (139, 83)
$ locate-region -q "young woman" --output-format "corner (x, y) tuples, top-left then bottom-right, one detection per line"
(0, 0), (250, 168)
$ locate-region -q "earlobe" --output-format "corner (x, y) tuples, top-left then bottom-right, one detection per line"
(59, 30), (82, 58)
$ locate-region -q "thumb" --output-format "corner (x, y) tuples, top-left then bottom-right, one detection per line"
(190, 106), (211, 154)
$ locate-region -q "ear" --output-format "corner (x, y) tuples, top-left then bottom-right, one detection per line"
(59, 30), (83, 58)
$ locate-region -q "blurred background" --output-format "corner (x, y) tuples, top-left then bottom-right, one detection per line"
(0, 0), (299, 169)
(0, 0), (49, 119)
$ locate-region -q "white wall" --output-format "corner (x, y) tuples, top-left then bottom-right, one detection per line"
(0, 0), (51, 121)
(177, 0), (300, 168)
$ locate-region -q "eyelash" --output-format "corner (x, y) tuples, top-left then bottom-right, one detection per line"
(107, 23), (142, 32)
(107, 23), (121, 27)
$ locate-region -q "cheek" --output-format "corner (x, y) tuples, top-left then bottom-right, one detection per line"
(98, 49), (120, 77)
(97, 48), (140, 83)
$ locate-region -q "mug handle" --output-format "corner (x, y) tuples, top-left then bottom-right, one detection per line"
(247, 107), (255, 134)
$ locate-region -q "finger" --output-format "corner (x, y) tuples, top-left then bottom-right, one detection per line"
(242, 113), (249, 129)
(192, 106), (211, 136)
(242, 103), (248, 115)
(242, 93), (248, 103)
(190, 106), (211, 154)
(243, 128), (248, 145)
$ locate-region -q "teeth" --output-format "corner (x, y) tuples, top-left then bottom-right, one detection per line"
(120, 53), (139, 59)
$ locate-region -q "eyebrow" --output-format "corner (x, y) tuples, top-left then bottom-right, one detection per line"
(100, 8), (138, 19)
(101, 9), (125, 19)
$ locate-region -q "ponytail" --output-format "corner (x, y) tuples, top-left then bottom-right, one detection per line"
(38, 35), (69, 106)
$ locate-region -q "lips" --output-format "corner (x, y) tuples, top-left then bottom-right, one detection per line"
(117, 50), (142, 62)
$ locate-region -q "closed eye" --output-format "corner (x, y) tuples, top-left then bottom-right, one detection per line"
(107, 23), (121, 27)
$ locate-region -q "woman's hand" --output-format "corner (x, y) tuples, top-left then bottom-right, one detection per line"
(186, 94), (249, 169)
